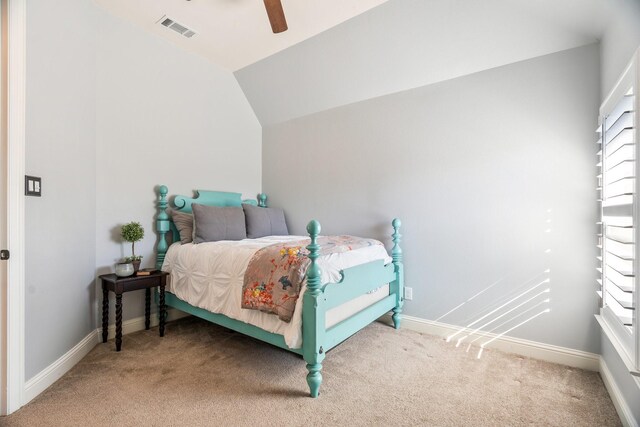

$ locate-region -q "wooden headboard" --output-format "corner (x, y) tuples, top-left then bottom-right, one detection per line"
(155, 185), (266, 269)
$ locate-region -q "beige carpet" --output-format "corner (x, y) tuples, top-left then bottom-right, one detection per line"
(3, 317), (620, 426)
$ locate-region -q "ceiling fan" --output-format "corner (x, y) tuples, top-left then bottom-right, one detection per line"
(263, 0), (288, 33)
(185, 0), (287, 34)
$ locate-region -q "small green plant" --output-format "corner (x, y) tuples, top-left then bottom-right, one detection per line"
(121, 221), (144, 261)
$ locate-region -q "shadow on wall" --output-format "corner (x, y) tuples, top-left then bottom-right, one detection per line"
(87, 277), (98, 332)
(108, 224), (126, 261)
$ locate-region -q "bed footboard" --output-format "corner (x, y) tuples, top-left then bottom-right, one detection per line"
(302, 218), (404, 398)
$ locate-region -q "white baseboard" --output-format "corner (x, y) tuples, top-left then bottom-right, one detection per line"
(600, 357), (639, 427)
(380, 313), (600, 371)
(24, 330), (100, 405)
(24, 308), (190, 405)
(23, 310), (601, 409)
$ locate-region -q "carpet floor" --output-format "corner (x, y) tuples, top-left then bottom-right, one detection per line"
(2, 317), (620, 426)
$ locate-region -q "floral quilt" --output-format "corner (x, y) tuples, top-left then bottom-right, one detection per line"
(241, 236), (382, 322)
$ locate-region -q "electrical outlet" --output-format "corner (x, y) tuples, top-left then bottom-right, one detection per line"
(405, 287), (413, 301)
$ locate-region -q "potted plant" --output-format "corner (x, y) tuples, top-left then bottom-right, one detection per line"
(121, 221), (144, 272)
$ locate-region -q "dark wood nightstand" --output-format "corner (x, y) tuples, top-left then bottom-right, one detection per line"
(99, 271), (169, 351)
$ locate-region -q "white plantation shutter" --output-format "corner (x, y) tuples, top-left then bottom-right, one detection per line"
(597, 50), (640, 374)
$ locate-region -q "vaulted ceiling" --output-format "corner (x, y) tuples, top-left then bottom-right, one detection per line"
(94, 0), (640, 125)
(235, 0), (610, 125)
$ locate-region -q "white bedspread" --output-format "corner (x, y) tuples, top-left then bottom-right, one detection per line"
(161, 236), (392, 348)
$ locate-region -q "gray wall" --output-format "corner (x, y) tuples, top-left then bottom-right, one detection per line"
(235, 0), (596, 126)
(24, 1), (261, 381)
(600, 0), (640, 97)
(25, 0), (97, 379)
(263, 44), (601, 353)
(21, 0), (636, 407)
(94, 9), (262, 327)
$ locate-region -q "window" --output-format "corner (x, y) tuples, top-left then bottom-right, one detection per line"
(597, 48), (640, 376)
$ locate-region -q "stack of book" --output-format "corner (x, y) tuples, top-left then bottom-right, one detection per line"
(136, 268), (158, 276)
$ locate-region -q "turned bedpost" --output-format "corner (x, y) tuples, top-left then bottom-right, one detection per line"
(258, 193), (267, 207)
(303, 219), (326, 398)
(391, 218), (404, 329)
(156, 185), (170, 270)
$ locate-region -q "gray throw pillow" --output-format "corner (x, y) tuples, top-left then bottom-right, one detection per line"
(242, 204), (289, 239)
(170, 210), (194, 244)
(192, 204), (246, 243)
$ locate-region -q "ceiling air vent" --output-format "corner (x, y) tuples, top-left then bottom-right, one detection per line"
(158, 16), (196, 38)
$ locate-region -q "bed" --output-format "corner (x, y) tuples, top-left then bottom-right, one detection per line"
(154, 185), (404, 397)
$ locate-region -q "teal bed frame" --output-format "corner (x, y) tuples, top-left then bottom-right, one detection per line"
(155, 185), (404, 397)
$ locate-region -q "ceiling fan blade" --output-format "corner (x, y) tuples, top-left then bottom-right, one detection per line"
(263, 0), (288, 33)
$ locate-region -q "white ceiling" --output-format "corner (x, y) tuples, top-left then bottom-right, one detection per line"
(93, 0), (390, 71)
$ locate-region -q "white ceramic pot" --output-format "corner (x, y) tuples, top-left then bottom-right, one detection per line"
(115, 262), (135, 277)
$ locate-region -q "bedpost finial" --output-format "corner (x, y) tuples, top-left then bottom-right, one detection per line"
(158, 185), (169, 220)
(156, 185), (170, 270)
(392, 218), (402, 264)
(306, 220), (322, 295)
(307, 220), (321, 238)
(258, 193), (267, 207)
(392, 218), (401, 229)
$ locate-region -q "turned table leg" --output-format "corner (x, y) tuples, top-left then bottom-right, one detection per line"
(145, 288), (151, 330)
(115, 293), (123, 351)
(102, 284), (109, 343)
(159, 282), (166, 337)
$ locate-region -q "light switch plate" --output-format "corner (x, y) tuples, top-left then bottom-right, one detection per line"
(25, 175), (41, 197)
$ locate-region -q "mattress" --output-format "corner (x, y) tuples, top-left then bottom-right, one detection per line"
(161, 235), (392, 348)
